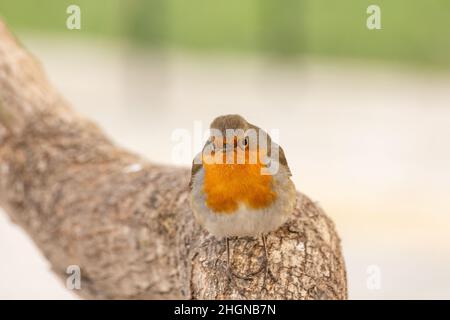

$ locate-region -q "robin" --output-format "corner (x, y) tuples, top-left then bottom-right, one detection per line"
(189, 114), (296, 280)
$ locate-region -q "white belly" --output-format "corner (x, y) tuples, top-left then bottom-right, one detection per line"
(194, 203), (291, 238)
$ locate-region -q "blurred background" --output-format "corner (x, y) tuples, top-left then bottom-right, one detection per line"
(1, 0), (450, 299)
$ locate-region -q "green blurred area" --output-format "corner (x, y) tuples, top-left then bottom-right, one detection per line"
(0, 0), (449, 67)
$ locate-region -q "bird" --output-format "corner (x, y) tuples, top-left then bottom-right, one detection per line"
(189, 114), (296, 280)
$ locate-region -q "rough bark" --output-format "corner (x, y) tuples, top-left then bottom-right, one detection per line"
(0, 19), (347, 299)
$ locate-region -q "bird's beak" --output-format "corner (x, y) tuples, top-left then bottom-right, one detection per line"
(212, 136), (238, 152)
(226, 137), (238, 151)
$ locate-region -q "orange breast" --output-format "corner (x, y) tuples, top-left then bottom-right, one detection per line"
(202, 150), (277, 213)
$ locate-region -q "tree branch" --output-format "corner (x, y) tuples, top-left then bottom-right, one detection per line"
(0, 19), (347, 299)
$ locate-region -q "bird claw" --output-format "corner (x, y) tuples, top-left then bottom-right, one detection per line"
(224, 234), (277, 285)
(227, 267), (254, 281)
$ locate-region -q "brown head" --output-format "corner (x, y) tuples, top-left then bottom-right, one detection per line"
(210, 114), (250, 134)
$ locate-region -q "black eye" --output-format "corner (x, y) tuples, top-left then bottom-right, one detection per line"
(238, 137), (249, 150)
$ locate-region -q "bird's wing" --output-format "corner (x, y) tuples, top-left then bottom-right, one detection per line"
(189, 153), (203, 190)
(247, 122), (292, 177)
(277, 143), (292, 177)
